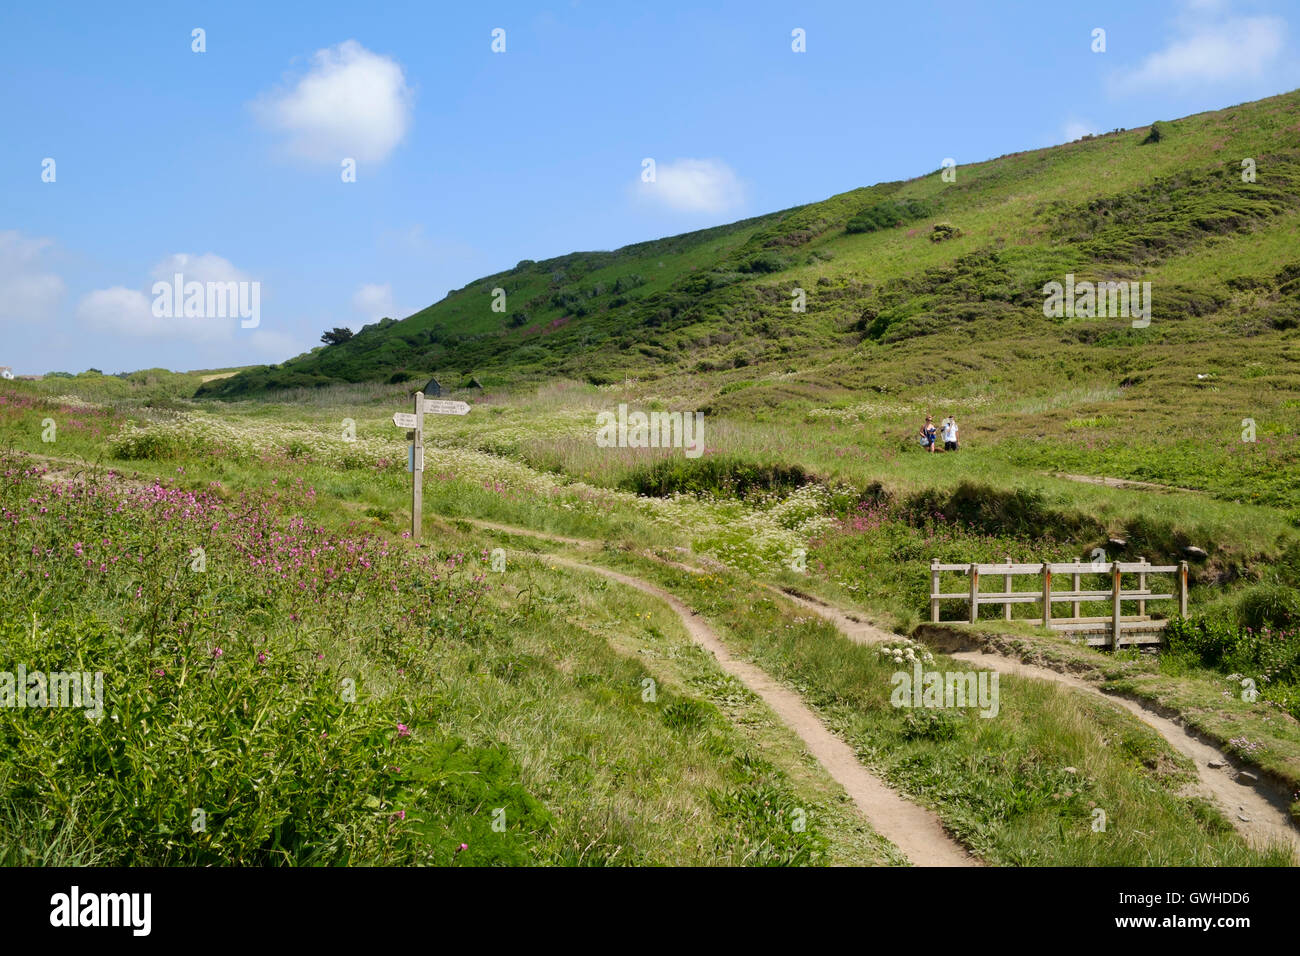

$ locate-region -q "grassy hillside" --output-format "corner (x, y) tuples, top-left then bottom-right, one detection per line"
(200, 90), (1300, 400)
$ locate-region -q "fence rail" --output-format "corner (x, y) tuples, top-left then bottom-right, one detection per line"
(929, 558), (1189, 649)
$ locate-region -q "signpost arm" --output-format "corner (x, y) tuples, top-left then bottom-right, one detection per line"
(412, 391), (424, 542)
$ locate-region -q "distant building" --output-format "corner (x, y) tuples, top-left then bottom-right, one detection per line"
(467, 376), (484, 390)
(421, 377), (441, 397)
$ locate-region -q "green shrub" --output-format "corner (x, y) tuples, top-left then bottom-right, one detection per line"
(1165, 616), (1239, 668)
(620, 455), (813, 499)
(740, 252), (790, 274)
(1236, 582), (1300, 631)
(0, 612), (408, 865)
(107, 422), (196, 460)
(661, 697), (717, 732)
(1165, 615), (1300, 716)
(0, 456), (540, 864)
(901, 481), (1104, 541)
(845, 198), (932, 234)
(706, 781), (828, 865)
(901, 709), (964, 741)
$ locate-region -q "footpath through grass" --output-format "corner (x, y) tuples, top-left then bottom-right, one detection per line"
(0, 452), (888, 865)
(583, 548), (1292, 865)
(4, 374), (1299, 863)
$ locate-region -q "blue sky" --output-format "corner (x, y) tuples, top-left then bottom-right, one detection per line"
(1, 0), (1296, 375)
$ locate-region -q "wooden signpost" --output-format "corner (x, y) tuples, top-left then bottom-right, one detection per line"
(395, 391), (471, 541)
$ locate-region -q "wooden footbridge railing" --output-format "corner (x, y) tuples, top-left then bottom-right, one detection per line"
(929, 558), (1189, 649)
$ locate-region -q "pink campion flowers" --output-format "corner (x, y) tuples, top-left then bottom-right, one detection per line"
(5, 452), (489, 645)
(396, 723), (411, 738)
(211, 647), (223, 659)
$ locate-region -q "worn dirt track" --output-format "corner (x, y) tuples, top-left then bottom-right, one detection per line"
(776, 588), (1300, 861)
(950, 648), (1300, 861)
(431, 512), (1300, 861)
(539, 553), (977, 867)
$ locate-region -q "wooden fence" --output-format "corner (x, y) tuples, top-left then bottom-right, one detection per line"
(929, 558), (1189, 649)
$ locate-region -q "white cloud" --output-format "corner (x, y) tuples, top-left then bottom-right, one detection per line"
(0, 231), (65, 323)
(150, 252), (248, 286)
(1062, 119), (1097, 142)
(77, 253), (258, 342)
(1111, 13), (1286, 92)
(352, 282), (394, 321)
(252, 40), (413, 163)
(75, 287), (155, 336)
(633, 158), (745, 214)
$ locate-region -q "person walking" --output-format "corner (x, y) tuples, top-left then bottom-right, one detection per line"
(943, 416), (959, 452)
(920, 416), (937, 453)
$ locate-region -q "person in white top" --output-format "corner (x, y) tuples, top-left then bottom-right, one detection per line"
(942, 417), (959, 452)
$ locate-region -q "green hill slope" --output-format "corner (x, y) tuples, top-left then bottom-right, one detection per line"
(199, 89), (1300, 399)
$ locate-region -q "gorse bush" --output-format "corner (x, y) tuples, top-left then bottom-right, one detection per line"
(845, 198), (933, 234)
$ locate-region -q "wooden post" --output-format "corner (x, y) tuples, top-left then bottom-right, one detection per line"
(968, 563), (979, 624)
(930, 559), (940, 623)
(1071, 570), (1081, 620)
(1004, 557), (1013, 621)
(1041, 562), (1052, 626)
(1111, 562), (1122, 650)
(412, 391), (424, 542)
(1178, 560), (1189, 618)
(1138, 557), (1147, 618)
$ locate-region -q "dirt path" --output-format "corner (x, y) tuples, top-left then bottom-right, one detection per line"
(1053, 472), (1201, 494)
(773, 583), (1300, 860)
(950, 648), (1300, 861)
(437, 510), (1300, 859)
(438, 515), (594, 548)
(537, 553), (977, 867)
(769, 586), (900, 645)
(21, 453), (1289, 859)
